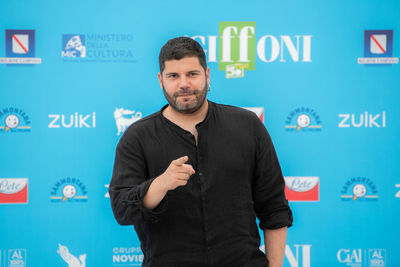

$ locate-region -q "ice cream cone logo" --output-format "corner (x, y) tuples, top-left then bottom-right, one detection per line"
(296, 114), (310, 130)
(5, 115), (19, 132)
(62, 185), (77, 201)
(352, 184), (367, 200)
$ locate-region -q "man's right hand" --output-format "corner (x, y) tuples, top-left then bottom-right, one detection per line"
(157, 156), (195, 192)
(143, 156), (195, 210)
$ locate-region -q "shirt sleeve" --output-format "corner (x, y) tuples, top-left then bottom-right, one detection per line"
(252, 119), (293, 230)
(109, 132), (168, 225)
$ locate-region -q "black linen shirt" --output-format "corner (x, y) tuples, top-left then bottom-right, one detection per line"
(109, 101), (293, 267)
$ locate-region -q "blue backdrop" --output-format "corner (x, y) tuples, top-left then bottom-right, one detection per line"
(1, 0), (399, 266)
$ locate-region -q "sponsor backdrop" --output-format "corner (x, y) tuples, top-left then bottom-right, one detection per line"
(0, 0), (399, 266)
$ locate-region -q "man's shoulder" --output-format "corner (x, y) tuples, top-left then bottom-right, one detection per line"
(212, 102), (260, 121)
(121, 110), (161, 139)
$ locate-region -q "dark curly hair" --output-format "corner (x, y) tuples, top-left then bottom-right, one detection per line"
(159, 37), (207, 73)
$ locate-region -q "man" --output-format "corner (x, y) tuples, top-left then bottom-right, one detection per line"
(109, 37), (293, 267)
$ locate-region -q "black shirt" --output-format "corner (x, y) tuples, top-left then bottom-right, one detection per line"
(109, 101), (293, 267)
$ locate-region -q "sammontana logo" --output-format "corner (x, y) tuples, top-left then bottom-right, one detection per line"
(0, 107), (31, 133)
(50, 177), (88, 203)
(285, 107), (322, 132)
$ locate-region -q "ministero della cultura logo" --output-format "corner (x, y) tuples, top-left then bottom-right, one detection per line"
(61, 33), (137, 63)
(0, 29), (42, 64)
(189, 22), (312, 78)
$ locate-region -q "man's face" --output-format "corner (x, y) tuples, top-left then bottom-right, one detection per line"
(158, 57), (210, 114)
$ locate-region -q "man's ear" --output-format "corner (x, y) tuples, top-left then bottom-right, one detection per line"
(158, 72), (163, 89)
(206, 67), (210, 85)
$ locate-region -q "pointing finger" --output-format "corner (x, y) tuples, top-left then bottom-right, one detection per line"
(173, 156), (188, 166)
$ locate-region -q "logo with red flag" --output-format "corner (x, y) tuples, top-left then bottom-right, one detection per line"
(284, 176), (319, 202)
(0, 178), (29, 204)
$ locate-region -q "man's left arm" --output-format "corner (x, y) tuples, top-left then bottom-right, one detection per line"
(250, 115), (293, 266)
(264, 227), (287, 267)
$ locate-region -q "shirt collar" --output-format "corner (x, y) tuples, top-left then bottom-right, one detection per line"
(159, 100), (214, 132)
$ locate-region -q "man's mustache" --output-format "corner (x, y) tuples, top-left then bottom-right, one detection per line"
(173, 89), (197, 97)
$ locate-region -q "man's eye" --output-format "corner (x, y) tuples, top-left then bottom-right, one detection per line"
(168, 74), (177, 78)
(190, 72), (198, 77)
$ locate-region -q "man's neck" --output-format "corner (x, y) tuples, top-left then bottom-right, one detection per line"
(163, 100), (209, 135)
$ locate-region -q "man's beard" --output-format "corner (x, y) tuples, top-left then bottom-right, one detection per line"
(162, 82), (208, 114)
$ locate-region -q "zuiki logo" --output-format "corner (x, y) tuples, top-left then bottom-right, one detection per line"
(0, 178), (28, 204)
(7, 249), (26, 267)
(112, 247), (143, 266)
(114, 108), (142, 136)
(284, 177), (319, 202)
(57, 244), (86, 267)
(243, 107), (264, 122)
(50, 177), (88, 203)
(0, 30), (41, 64)
(358, 30), (398, 64)
(48, 112), (96, 129)
(0, 107), (31, 133)
(285, 107), (322, 132)
(62, 35), (86, 58)
(61, 33), (137, 63)
(337, 248), (386, 267)
(260, 244), (311, 267)
(192, 22), (312, 78)
(338, 112), (386, 128)
(395, 184), (400, 198)
(341, 177), (378, 201)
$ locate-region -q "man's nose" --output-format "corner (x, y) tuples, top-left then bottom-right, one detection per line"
(179, 76), (190, 88)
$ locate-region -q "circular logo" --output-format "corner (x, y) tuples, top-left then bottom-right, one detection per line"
(62, 185), (77, 199)
(296, 114), (310, 128)
(353, 184), (367, 198)
(5, 115), (19, 129)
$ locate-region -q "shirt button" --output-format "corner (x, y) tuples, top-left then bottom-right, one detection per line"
(199, 172), (203, 176)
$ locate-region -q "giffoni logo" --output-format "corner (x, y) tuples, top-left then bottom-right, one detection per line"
(219, 22), (256, 78)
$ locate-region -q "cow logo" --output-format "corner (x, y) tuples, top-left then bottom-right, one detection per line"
(243, 107), (264, 122)
(57, 244), (86, 267)
(341, 177), (378, 201)
(358, 30), (398, 64)
(284, 177), (319, 202)
(7, 249), (26, 267)
(285, 107), (322, 132)
(0, 30), (41, 64)
(62, 35), (86, 58)
(0, 107), (31, 133)
(50, 177), (88, 203)
(0, 178), (28, 204)
(114, 108), (142, 136)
